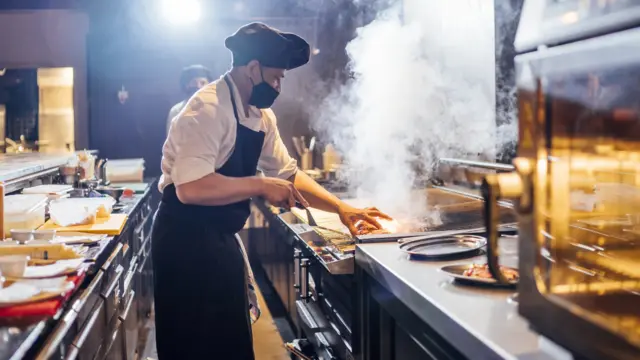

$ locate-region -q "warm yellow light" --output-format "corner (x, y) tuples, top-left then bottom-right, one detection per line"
(561, 11), (579, 24)
(378, 218), (400, 232)
(162, 0), (201, 25)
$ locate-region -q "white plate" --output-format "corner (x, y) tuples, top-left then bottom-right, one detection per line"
(0, 278), (74, 307)
(8, 259), (86, 280)
(51, 232), (107, 245)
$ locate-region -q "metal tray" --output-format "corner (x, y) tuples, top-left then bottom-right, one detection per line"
(439, 264), (518, 288)
(399, 234), (486, 260)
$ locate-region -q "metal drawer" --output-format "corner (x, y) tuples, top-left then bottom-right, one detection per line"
(135, 246), (153, 321)
(121, 243), (133, 276)
(96, 315), (123, 360)
(120, 261), (137, 311)
(67, 301), (106, 360)
(101, 265), (124, 326)
(35, 310), (80, 360)
(101, 243), (123, 288)
(71, 270), (105, 330)
(133, 210), (152, 254)
(120, 290), (138, 360)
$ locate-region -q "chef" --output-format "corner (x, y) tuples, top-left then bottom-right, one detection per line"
(165, 64), (213, 134)
(152, 22), (390, 360)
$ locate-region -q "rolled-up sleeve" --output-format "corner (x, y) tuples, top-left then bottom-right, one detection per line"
(170, 96), (226, 185)
(258, 110), (298, 179)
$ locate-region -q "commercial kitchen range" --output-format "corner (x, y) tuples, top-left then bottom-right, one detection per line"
(248, 0), (640, 357)
(0, 152), (159, 360)
(246, 159), (563, 360)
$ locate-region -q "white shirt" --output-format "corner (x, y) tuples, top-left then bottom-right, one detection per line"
(166, 100), (187, 135)
(159, 74), (298, 191)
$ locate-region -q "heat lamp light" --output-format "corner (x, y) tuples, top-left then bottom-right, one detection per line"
(161, 0), (201, 25)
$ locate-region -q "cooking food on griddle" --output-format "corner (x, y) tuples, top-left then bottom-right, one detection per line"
(321, 254), (335, 262)
(355, 220), (391, 235)
(336, 244), (356, 253)
(306, 241), (324, 253)
(463, 264), (519, 282)
(314, 227), (351, 242)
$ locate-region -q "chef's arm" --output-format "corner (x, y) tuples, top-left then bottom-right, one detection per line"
(290, 171), (342, 213)
(176, 173), (263, 206)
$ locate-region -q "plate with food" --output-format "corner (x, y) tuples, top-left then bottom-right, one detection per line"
(399, 235), (486, 260)
(440, 263), (519, 288)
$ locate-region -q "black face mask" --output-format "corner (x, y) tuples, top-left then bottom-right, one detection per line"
(248, 67), (280, 109)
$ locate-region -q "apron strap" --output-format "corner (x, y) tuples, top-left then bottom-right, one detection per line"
(224, 75), (241, 124)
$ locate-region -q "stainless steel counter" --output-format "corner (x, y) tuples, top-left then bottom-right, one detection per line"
(0, 153), (75, 182)
(356, 242), (570, 360)
(249, 191), (574, 360)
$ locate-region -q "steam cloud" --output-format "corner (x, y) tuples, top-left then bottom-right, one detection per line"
(312, 0), (517, 219)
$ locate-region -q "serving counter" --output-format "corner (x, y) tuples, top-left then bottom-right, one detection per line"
(248, 195), (571, 360)
(0, 153), (159, 360)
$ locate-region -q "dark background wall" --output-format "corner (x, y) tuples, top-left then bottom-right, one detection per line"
(83, 0), (371, 177)
(84, 0), (347, 177)
(0, 9), (90, 148)
(0, 0), (348, 176)
(0, 0), (521, 172)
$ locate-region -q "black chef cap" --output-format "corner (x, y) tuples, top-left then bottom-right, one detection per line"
(225, 22), (310, 70)
(180, 65), (213, 91)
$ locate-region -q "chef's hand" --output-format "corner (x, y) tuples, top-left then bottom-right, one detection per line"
(338, 205), (392, 236)
(261, 177), (309, 209)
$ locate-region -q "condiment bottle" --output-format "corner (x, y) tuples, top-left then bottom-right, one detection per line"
(322, 144), (340, 171)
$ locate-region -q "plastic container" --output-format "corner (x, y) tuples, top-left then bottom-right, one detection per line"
(106, 158), (145, 183)
(322, 144), (341, 172)
(23, 185), (73, 200)
(4, 195), (48, 238)
(51, 197), (116, 219)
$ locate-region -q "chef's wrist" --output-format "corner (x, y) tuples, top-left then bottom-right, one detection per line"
(253, 176), (267, 197)
(334, 199), (349, 213)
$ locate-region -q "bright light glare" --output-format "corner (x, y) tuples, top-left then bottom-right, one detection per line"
(162, 0), (201, 25)
(378, 218), (400, 232)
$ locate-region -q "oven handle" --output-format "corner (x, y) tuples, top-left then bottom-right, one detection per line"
(35, 310), (78, 360)
(481, 157), (532, 284)
(101, 265), (124, 298)
(71, 269), (104, 312)
(72, 301), (104, 349)
(293, 249), (301, 294)
(119, 290), (135, 321)
(101, 242), (123, 272)
(300, 258), (310, 301)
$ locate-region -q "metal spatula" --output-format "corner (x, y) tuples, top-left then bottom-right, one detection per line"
(295, 201), (318, 226)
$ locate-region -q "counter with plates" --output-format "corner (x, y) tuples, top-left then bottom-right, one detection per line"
(0, 180), (158, 360)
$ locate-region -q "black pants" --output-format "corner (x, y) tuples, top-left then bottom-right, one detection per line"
(151, 203), (255, 360)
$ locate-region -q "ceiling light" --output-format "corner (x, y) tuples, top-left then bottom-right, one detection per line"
(161, 0), (201, 25)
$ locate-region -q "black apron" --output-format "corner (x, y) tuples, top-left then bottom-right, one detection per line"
(151, 76), (265, 360)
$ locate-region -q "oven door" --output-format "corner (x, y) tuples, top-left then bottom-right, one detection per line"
(516, 26), (640, 359)
(517, 0), (640, 52)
